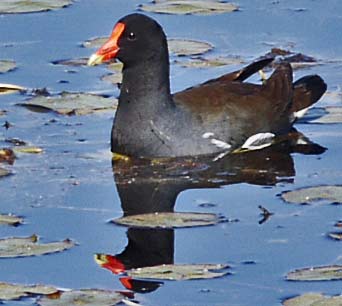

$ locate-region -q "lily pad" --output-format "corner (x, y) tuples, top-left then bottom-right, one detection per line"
(112, 212), (227, 228)
(0, 282), (57, 300)
(138, 1), (239, 15)
(0, 60), (16, 73)
(0, 83), (25, 95)
(281, 186), (342, 205)
(175, 56), (244, 68)
(0, 168), (11, 178)
(128, 263), (230, 280)
(283, 293), (342, 306)
(286, 265), (342, 281)
(0, 234), (75, 258)
(52, 58), (88, 67)
(0, 214), (23, 226)
(328, 232), (342, 241)
(0, 0), (73, 14)
(38, 289), (125, 306)
(20, 92), (117, 115)
(309, 107), (342, 124)
(168, 39), (213, 56)
(101, 73), (122, 85)
(13, 146), (43, 154)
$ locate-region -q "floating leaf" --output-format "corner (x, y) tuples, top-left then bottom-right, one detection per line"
(128, 263), (229, 280)
(0, 83), (25, 95)
(0, 282), (57, 300)
(175, 56), (244, 68)
(52, 58), (88, 67)
(328, 232), (342, 241)
(82, 37), (108, 49)
(101, 73), (122, 85)
(38, 289), (125, 306)
(309, 107), (342, 124)
(0, 214), (23, 226)
(20, 92), (117, 115)
(13, 146), (43, 154)
(0, 168), (11, 178)
(286, 265), (342, 281)
(283, 293), (342, 306)
(281, 186), (342, 205)
(0, 0), (73, 14)
(0, 235), (75, 258)
(139, 1), (239, 15)
(0, 60), (16, 73)
(112, 212), (227, 229)
(168, 39), (213, 56)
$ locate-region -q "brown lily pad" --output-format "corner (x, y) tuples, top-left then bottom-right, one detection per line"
(0, 60), (16, 73)
(138, 0), (239, 15)
(283, 293), (342, 306)
(0, 0), (73, 14)
(112, 212), (227, 229)
(38, 289), (125, 306)
(128, 263), (230, 280)
(0, 282), (58, 300)
(0, 234), (75, 258)
(0, 214), (23, 226)
(281, 186), (342, 205)
(286, 265), (342, 281)
(20, 92), (117, 115)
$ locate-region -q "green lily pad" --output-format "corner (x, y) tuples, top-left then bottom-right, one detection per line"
(0, 282), (58, 300)
(286, 265), (342, 281)
(0, 83), (25, 95)
(112, 212), (227, 229)
(138, 0), (239, 15)
(0, 60), (16, 73)
(101, 73), (122, 85)
(0, 0), (73, 14)
(0, 234), (75, 258)
(128, 263), (230, 280)
(38, 289), (125, 306)
(283, 293), (342, 306)
(175, 56), (244, 68)
(168, 39), (213, 56)
(0, 214), (23, 226)
(281, 186), (342, 205)
(20, 92), (117, 115)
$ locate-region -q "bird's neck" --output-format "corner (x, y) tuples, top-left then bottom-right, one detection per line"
(119, 53), (173, 111)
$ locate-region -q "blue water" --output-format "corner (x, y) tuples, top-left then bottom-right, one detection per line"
(1, 1), (342, 305)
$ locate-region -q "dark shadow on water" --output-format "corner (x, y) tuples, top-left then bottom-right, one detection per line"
(96, 131), (325, 294)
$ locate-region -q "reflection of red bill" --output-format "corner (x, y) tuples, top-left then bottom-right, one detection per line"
(94, 254), (126, 274)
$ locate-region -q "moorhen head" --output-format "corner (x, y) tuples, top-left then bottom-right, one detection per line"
(88, 13), (326, 158)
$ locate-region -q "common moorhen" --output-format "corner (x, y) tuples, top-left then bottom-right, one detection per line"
(88, 13), (326, 158)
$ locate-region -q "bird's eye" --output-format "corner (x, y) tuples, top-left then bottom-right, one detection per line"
(128, 32), (136, 41)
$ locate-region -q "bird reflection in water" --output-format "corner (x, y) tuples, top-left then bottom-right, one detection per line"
(95, 131), (325, 294)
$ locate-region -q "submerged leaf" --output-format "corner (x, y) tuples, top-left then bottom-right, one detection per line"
(38, 289), (124, 306)
(0, 235), (75, 258)
(0, 60), (16, 73)
(0, 282), (57, 300)
(112, 212), (227, 228)
(0, 83), (25, 95)
(281, 185), (342, 205)
(20, 92), (117, 115)
(283, 293), (342, 306)
(139, 0), (239, 15)
(0, 0), (73, 14)
(0, 214), (23, 226)
(286, 265), (342, 281)
(128, 263), (230, 280)
(175, 56), (244, 68)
